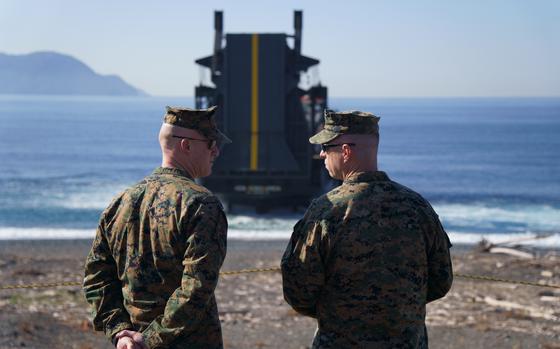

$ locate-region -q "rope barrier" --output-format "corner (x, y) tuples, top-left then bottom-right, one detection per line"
(219, 267), (280, 276)
(1, 267), (559, 290)
(0, 281), (82, 290)
(454, 273), (560, 289)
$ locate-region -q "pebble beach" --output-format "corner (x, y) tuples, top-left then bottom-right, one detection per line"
(0, 239), (559, 349)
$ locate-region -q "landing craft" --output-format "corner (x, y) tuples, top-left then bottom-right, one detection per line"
(195, 11), (330, 212)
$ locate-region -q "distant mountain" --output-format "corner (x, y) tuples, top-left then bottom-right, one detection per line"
(0, 51), (146, 96)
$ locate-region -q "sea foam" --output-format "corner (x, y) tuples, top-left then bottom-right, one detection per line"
(1, 227), (559, 248)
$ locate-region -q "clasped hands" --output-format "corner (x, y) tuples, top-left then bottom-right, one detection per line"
(114, 329), (148, 349)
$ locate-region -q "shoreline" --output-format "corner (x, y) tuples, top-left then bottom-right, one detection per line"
(0, 237), (558, 253)
(1, 229), (559, 249)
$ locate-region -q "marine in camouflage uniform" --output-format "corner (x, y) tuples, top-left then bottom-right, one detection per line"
(281, 110), (453, 348)
(83, 106), (231, 349)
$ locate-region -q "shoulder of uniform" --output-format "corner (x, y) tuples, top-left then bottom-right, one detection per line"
(103, 176), (147, 206)
(101, 192), (124, 215)
(310, 192), (330, 210)
(182, 181), (213, 196)
(148, 173), (210, 194)
(387, 181), (441, 222)
(181, 188), (224, 212)
(391, 181), (431, 206)
(110, 179), (147, 205)
(305, 192), (340, 220)
(323, 183), (356, 208)
(193, 193), (223, 207)
(144, 173), (222, 209)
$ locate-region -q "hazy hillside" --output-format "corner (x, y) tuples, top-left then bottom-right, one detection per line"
(0, 52), (146, 96)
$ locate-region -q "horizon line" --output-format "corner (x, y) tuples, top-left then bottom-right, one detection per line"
(2, 94), (559, 99)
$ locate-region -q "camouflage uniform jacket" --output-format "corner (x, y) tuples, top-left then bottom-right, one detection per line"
(281, 171), (453, 349)
(83, 167), (227, 349)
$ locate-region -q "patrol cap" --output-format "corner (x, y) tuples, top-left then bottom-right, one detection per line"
(163, 105), (231, 145)
(309, 109), (380, 144)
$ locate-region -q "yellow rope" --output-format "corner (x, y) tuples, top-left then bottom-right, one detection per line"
(0, 267), (282, 290)
(219, 267), (280, 275)
(454, 272), (560, 289)
(1, 268), (559, 290)
(0, 281), (82, 290)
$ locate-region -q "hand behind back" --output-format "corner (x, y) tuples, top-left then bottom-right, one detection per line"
(115, 329), (148, 349)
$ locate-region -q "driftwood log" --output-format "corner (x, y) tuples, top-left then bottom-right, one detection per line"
(483, 296), (559, 321)
(475, 234), (554, 259)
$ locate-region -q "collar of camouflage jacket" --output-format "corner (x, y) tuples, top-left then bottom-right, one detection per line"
(153, 167), (193, 179)
(344, 171), (389, 184)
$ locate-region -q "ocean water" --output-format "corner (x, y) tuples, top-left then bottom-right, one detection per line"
(0, 95), (559, 247)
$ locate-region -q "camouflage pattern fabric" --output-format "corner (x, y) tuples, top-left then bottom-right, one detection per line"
(164, 105), (232, 145)
(281, 171), (453, 349)
(309, 109), (380, 144)
(83, 167), (227, 349)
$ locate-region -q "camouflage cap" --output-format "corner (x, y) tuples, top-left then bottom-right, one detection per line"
(309, 109), (380, 144)
(163, 105), (231, 145)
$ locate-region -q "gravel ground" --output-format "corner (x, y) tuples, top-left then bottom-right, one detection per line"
(0, 239), (559, 349)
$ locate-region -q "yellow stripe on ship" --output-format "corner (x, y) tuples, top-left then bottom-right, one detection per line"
(250, 34), (259, 171)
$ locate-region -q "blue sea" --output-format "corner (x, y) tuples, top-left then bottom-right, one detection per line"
(1, 95), (559, 247)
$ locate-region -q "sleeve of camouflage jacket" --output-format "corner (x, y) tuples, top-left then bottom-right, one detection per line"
(141, 197), (228, 349)
(281, 207), (326, 318)
(83, 222), (133, 341)
(425, 213), (453, 303)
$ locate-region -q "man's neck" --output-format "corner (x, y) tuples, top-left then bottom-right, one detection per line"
(342, 164), (378, 181)
(161, 158), (195, 178)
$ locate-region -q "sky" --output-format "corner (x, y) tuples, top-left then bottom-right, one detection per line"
(1, 0), (559, 97)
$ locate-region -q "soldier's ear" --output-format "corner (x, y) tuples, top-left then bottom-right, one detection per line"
(342, 144), (352, 162)
(179, 138), (191, 153)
